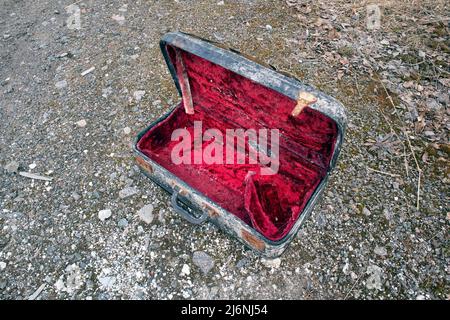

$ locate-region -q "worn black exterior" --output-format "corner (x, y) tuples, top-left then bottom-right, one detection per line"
(134, 32), (347, 257)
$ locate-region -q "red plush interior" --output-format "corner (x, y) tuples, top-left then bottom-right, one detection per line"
(137, 46), (338, 241)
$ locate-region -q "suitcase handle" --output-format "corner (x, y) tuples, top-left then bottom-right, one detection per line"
(171, 190), (208, 225)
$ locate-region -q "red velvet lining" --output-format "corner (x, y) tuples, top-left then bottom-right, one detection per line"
(137, 47), (338, 241)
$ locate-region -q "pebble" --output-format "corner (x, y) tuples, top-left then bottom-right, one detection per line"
(119, 186), (139, 199)
(123, 127), (131, 135)
(29, 163), (37, 169)
(55, 80), (67, 89)
(133, 90), (146, 102)
(192, 251), (215, 275)
(0, 261), (6, 270)
(236, 258), (249, 269)
(363, 207), (372, 216)
(374, 245), (387, 257)
(98, 209), (112, 221)
(76, 119), (87, 127)
(138, 204), (154, 224)
(98, 276), (116, 288)
(315, 212), (327, 227)
(4, 160), (19, 173)
(111, 15), (125, 25)
(261, 258), (281, 269)
(180, 264), (190, 276)
(71, 192), (81, 201)
(117, 218), (128, 228)
(55, 278), (65, 291)
(365, 265), (383, 290)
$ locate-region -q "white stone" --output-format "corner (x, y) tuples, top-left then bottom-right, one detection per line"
(98, 209), (112, 221)
(55, 80), (67, 89)
(366, 265), (383, 290)
(76, 119), (87, 127)
(138, 204), (154, 224)
(123, 127), (131, 135)
(0, 261), (6, 270)
(29, 163), (37, 169)
(55, 278), (65, 291)
(133, 90), (146, 102)
(181, 264), (190, 276)
(261, 258), (281, 268)
(119, 186), (138, 199)
(98, 276), (116, 288)
(374, 245), (387, 257)
(111, 15), (125, 25)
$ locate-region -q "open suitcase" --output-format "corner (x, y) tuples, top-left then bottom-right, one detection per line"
(134, 32), (346, 257)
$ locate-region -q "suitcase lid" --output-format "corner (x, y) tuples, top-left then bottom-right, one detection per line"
(159, 31), (346, 171)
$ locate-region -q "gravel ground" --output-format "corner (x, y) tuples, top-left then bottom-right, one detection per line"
(0, 0), (448, 300)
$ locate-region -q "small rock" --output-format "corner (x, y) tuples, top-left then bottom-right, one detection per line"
(265, 24), (273, 31)
(192, 251), (215, 275)
(54, 278), (65, 291)
(98, 276), (116, 288)
(117, 218), (128, 228)
(55, 80), (67, 89)
(236, 258), (249, 269)
(0, 261), (6, 270)
(315, 212), (327, 227)
(180, 264), (190, 276)
(374, 245), (387, 257)
(362, 207), (371, 216)
(138, 204), (154, 224)
(98, 209), (112, 221)
(217, 1), (225, 5)
(133, 90), (146, 102)
(71, 192), (81, 201)
(366, 265), (383, 290)
(111, 15), (125, 25)
(4, 160), (19, 173)
(123, 127), (131, 135)
(261, 258), (281, 269)
(76, 119), (87, 127)
(119, 186), (138, 199)
(29, 163), (37, 169)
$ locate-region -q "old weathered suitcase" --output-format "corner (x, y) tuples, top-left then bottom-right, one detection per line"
(134, 32), (346, 257)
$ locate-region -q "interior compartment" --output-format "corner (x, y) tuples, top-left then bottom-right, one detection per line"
(137, 46), (338, 241)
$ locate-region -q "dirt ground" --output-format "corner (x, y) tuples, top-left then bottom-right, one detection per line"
(0, 0), (448, 299)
